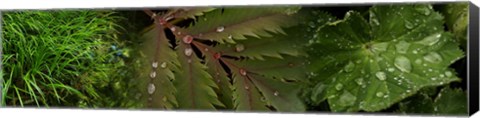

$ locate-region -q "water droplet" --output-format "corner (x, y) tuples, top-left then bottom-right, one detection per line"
(445, 71), (453, 77)
(415, 5), (431, 15)
(240, 69), (247, 76)
(150, 71), (156, 78)
(148, 83), (156, 94)
(216, 26), (225, 32)
(170, 27), (176, 32)
(395, 41), (410, 54)
(338, 91), (356, 107)
(386, 68), (394, 72)
(439, 74), (445, 78)
(355, 78), (364, 85)
(376, 92), (384, 97)
(184, 48), (193, 56)
(274, 91), (279, 96)
(412, 50), (418, 54)
(405, 20), (414, 29)
(235, 44), (245, 52)
(204, 48), (209, 52)
(344, 61), (355, 72)
(415, 59), (422, 64)
(423, 52), (443, 63)
(376, 71), (387, 81)
(416, 33), (442, 46)
(213, 52), (221, 59)
(244, 86), (249, 90)
(187, 59), (192, 63)
(431, 77), (437, 81)
(260, 97), (267, 102)
(335, 83), (343, 90)
(406, 90), (411, 93)
(372, 19), (380, 26)
(228, 35), (233, 39)
(371, 42), (389, 53)
(183, 35), (193, 44)
(152, 61), (158, 68)
(160, 62), (167, 68)
(394, 56), (412, 73)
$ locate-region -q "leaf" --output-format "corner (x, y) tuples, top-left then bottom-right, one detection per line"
(439, 2), (469, 48)
(137, 25), (179, 109)
(224, 56), (307, 112)
(211, 25), (308, 60)
(185, 7), (301, 43)
(171, 7), (216, 20)
(433, 87), (467, 115)
(307, 4), (465, 112)
(173, 40), (224, 109)
(396, 87), (467, 115)
(201, 43), (235, 109)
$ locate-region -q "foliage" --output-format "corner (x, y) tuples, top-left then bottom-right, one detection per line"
(0, 3), (468, 115)
(1, 10), (132, 107)
(305, 4), (465, 112)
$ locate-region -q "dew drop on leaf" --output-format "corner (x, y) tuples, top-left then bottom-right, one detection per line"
(244, 86), (249, 90)
(235, 44), (245, 52)
(260, 97), (266, 102)
(355, 78), (364, 85)
(371, 42), (389, 53)
(152, 61), (158, 68)
(240, 68), (247, 76)
(375, 71), (387, 81)
(170, 26), (176, 32)
(372, 18), (380, 26)
(394, 56), (412, 73)
(431, 77), (437, 81)
(423, 52), (443, 63)
(344, 61), (355, 72)
(405, 20), (414, 29)
(417, 33), (441, 46)
(274, 91), (279, 96)
(228, 35), (233, 39)
(338, 91), (356, 107)
(160, 62), (167, 68)
(387, 68), (395, 72)
(214, 52), (221, 59)
(216, 26), (225, 32)
(150, 71), (156, 78)
(395, 41), (410, 54)
(148, 83), (156, 94)
(182, 35), (193, 44)
(445, 71), (453, 77)
(184, 48), (193, 56)
(415, 58), (422, 64)
(376, 92), (384, 97)
(335, 83), (343, 90)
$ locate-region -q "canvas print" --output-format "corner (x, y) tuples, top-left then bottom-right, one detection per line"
(0, 2), (469, 116)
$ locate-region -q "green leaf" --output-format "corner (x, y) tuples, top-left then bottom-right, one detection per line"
(439, 2), (469, 48)
(308, 4), (465, 112)
(137, 25), (179, 109)
(396, 87), (467, 115)
(171, 7), (216, 20)
(211, 25), (308, 60)
(173, 40), (224, 109)
(185, 7), (301, 44)
(225, 56), (307, 112)
(433, 87), (467, 115)
(202, 44), (235, 109)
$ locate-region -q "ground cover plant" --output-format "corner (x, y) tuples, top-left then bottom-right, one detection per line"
(1, 2), (469, 116)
